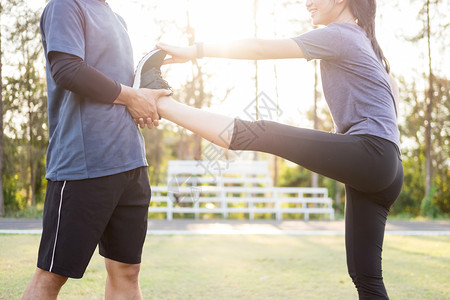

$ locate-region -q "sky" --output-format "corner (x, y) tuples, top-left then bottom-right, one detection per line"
(25, 0), (448, 128)
(105, 0), (443, 127)
(105, 0), (317, 126)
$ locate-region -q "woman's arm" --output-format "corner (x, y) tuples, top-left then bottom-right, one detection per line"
(203, 38), (305, 60)
(157, 38), (304, 64)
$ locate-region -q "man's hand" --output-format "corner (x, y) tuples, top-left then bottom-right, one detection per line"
(114, 85), (172, 129)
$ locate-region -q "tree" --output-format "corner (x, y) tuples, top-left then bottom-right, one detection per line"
(252, 0), (259, 162)
(185, 9), (207, 160)
(431, 76), (450, 214)
(396, 73), (450, 217)
(2, 0), (47, 210)
(14, 4), (46, 206)
(311, 59), (319, 189)
(136, 0), (215, 183)
(403, 0), (449, 216)
(0, 0), (21, 215)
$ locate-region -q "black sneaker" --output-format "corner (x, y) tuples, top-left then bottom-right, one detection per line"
(133, 49), (173, 94)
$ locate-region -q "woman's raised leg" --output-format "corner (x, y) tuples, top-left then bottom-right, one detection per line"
(158, 97), (400, 193)
(157, 96), (234, 148)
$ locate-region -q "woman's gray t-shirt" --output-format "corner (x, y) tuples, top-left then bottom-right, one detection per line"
(292, 23), (400, 149)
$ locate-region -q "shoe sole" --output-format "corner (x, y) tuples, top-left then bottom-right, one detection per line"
(132, 49), (167, 89)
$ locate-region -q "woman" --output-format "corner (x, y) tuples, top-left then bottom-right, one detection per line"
(155, 0), (403, 298)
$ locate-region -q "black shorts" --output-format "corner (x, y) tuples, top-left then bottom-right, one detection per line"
(37, 167), (151, 279)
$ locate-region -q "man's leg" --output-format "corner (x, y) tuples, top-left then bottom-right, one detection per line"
(22, 268), (68, 300)
(105, 258), (142, 300)
(100, 167), (150, 300)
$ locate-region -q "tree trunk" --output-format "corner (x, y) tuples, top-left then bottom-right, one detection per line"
(273, 156), (278, 186)
(193, 134), (201, 161)
(29, 109), (35, 205)
(272, 54), (280, 187)
(177, 130), (187, 160)
(335, 181), (342, 215)
(423, 0), (434, 213)
(186, 9), (203, 160)
(253, 0), (259, 162)
(27, 67), (36, 206)
(193, 63), (204, 160)
(153, 128), (163, 186)
(311, 59), (319, 188)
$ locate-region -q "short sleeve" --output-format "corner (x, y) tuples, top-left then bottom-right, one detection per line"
(291, 25), (342, 61)
(114, 14), (128, 30)
(40, 0), (86, 60)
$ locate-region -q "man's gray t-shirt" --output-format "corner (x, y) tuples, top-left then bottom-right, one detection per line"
(293, 23), (400, 149)
(40, 0), (147, 181)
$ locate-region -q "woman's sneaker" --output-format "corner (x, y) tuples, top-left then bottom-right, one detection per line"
(133, 49), (173, 94)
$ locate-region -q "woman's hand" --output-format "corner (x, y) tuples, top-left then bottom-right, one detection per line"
(156, 43), (196, 65)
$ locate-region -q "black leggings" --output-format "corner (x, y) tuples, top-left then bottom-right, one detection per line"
(229, 119), (404, 300)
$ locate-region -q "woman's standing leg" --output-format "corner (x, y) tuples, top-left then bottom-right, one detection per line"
(345, 158), (403, 299)
(157, 98), (404, 298)
(229, 119), (404, 299)
(345, 187), (390, 299)
(228, 119), (404, 299)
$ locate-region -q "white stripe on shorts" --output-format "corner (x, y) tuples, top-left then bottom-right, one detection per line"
(49, 180), (66, 272)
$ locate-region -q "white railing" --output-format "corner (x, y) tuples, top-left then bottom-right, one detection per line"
(150, 186), (334, 221)
(149, 160), (334, 221)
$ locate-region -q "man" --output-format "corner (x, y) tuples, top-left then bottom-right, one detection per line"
(23, 0), (170, 299)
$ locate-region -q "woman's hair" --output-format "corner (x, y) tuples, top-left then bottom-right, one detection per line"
(347, 0), (390, 73)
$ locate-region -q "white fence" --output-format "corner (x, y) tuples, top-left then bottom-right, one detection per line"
(149, 160), (334, 221)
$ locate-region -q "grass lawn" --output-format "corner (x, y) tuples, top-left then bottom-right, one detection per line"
(0, 234), (449, 299)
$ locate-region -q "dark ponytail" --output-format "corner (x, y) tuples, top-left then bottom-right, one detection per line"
(347, 0), (390, 73)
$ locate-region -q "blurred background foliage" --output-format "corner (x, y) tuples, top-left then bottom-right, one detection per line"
(0, 0), (448, 219)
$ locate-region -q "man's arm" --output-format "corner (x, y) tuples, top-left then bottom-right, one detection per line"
(49, 51), (121, 104)
(49, 51), (170, 128)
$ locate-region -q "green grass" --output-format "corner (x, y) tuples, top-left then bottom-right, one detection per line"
(0, 235), (449, 299)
